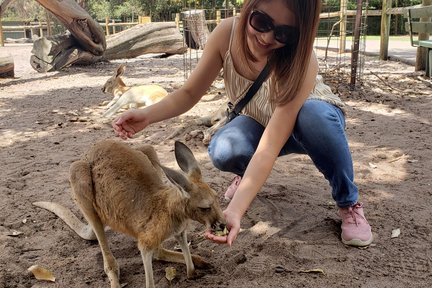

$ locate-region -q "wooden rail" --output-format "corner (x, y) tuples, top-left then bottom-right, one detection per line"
(0, 22), (51, 44)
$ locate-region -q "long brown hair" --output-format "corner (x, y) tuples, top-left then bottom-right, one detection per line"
(237, 0), (321, 105)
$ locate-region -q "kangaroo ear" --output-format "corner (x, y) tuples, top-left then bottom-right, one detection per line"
(161, 166), (192, 193)
(116, 64), (126, 77)
(174, 141), (201, 178)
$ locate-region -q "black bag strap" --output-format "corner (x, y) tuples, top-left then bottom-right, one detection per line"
(232, 61), (271, 115)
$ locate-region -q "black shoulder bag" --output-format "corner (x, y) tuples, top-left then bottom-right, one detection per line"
(225, 61), (271, 123)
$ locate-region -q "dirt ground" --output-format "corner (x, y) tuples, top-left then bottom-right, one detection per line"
(1, 43), (431, 288)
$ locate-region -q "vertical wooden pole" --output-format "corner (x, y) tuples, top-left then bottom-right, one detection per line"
(350, 0), (363, 89)
(0, 15), (4, 47)
(339, 0), (347, 53)
(380, 0), (392, 60)
(38, 20), (43, 37)
(105, 17), (110, 36)
(175, 13), (180, 28)
(225, 0), (229, 18)
(216, 10), (221, 24)
(416, 0), (432, 71)
(45, 9), (52, 37)
(112, 19), (116, 34)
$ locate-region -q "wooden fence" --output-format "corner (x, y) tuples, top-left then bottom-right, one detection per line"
(0, 4), (428, 68)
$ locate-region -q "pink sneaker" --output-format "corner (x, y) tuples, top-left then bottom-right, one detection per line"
(339, 203), (373, 247)
(224, 175), (241, 201)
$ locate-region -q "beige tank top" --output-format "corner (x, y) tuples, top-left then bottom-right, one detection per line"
(223, 18), (345, 127)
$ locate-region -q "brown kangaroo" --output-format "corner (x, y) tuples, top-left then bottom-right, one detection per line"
(101, 64), (168, 118)
(33, 140), (226, 288)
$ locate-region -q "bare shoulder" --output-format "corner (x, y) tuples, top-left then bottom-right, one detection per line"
(206, 17), (236, 55)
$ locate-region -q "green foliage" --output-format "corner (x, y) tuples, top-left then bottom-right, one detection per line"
(85, 0), (243, 21)
(322, 0), (422, 11)
(2, 0), (45, 21)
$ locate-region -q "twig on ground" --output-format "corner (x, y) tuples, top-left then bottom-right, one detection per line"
(416, 76), (432, 88)
(368, 71), (403, 92)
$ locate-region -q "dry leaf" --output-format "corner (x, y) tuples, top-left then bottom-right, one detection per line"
(28, 265), (56, 282)
(165, 266), (176, 282)
(7, 230), (23, 237)
(299, 268), (326, 275)
(391, 228), (401, 238)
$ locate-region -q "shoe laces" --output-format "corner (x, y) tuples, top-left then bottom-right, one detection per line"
(341, 203), (368, 226)
(231, 175), (241, 186)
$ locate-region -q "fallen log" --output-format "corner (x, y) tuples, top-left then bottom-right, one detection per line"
(30, 22), (186, 72)
(104, 22), (187, 60)
(0, 53), (14, 78)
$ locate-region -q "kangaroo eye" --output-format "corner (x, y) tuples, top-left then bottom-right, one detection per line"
(200, 207), (211, 213)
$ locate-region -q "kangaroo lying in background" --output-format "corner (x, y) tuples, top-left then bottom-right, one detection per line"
(102, 64), (168, 118)
(33, 140), (226, 288)
(195, 103), (227, 145)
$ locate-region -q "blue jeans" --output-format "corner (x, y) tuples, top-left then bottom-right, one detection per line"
(208, 99), (358, 208)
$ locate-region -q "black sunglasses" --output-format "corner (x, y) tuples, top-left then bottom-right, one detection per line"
(249, 10), (299, 45)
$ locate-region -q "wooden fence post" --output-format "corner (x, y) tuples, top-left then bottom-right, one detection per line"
(350, 0), (364, 88)
(45, 9), (52, 36)
(105, 17), (109, 36)
(380, 0), (392, 60)
(0, 15), (4, 47)
(38, 20), (43, 37)
(216, 10), (221, 25)
(175, 13), (180, 29)
(339, 0), (347, 53)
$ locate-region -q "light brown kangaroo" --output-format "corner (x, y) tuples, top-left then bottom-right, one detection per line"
(33, 140), (226, 288)
(196, 103), (227, 145)
(101, 64), (168, 118)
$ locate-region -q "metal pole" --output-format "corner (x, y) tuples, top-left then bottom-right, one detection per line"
(350, 0), (364, 89)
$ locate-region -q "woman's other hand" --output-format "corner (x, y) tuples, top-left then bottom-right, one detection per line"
(112, 109), (150, 139)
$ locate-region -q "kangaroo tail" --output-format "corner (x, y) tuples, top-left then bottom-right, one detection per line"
(33, 201), (96, 240)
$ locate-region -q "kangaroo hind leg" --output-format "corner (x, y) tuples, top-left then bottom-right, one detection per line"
(69, 160), (121, 288)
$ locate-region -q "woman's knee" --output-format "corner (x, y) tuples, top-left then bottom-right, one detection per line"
(209, 139), (252, 173)
(208, 116), (262, 173)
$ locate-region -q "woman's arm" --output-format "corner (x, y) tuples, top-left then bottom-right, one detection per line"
(113, 18), (234, 138)
(208, 52), (319, 245)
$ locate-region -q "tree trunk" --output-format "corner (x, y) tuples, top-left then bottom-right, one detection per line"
(104, 22), (187, 60)
(0, 53), (14, 78)
(34, 0), (106, 56)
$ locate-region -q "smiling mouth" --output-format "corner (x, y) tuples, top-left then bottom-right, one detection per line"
(255, 36), (270, 48)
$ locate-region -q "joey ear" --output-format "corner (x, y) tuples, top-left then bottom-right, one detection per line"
(174, 141), (201, 178)
(116, 64), (126, 77)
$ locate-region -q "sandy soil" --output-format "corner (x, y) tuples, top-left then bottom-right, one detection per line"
(1, 43), (431, 288)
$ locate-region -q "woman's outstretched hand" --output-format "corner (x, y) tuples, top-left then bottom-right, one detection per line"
(112, 109), (150, 139)
(205, 209), (241, 246)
